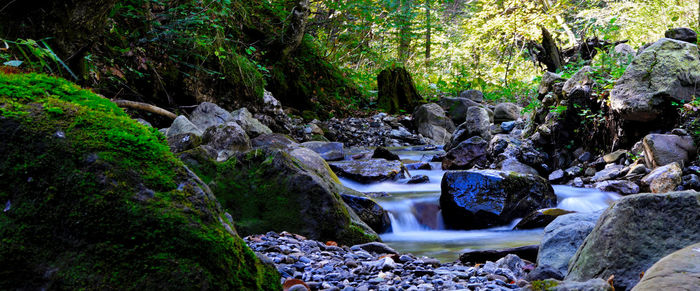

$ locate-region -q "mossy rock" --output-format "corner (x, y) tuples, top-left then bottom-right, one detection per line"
(0, 73), (280, 290)
(180, 146), (378, 246)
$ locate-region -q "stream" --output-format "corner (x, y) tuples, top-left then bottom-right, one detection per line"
(339, 147), (621, 262)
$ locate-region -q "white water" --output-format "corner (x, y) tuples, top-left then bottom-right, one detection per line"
(338, 148), (621, 262)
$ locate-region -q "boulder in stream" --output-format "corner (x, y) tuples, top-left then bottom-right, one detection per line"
(440, 170), (556, 230)
(329, 159), (405, 184)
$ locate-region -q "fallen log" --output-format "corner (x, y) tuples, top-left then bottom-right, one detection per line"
(112, 99), (177, 119)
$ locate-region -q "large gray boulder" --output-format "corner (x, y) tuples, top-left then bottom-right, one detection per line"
(631, 242), (700, 291)
(201, 122), (251, 161)
(537, 211), (602, 275)
(566, 191), (700, 290)
(437, 97), (482, 124)
(611, 38), (700, 122)
(446, 106), (492, 151)
(230, 107), (272, 138)
(413, 103), (455, 144)
(642, 134), (696, 168)
(460, 89), (484, 103)
(329, 159), (405, 184)
(190, 102), (232, 131)
(440, 170), (556, 230)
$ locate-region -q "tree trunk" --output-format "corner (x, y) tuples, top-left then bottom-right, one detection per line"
(425, 0), (431, 63)
(541, 27), (563, 73)
(398, 0), (412, 62)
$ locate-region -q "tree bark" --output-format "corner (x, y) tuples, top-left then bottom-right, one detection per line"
(541, 27), (563, 73)
(398, 0), (412, 62)
(425, 0), (431, 63)
(112, 99), (177, 120)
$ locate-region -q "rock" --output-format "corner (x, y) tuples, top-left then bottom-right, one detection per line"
(549, 169), (566, 183)
(441, 136), (489, 170)
(562, 66), (595, 98)
(664, 27), (698, 44)
(494, 103), (521, 123)
(591, 164), (625, 182)
(230, 107), (273, 138)
(251, 133), (299, 149)
(614, 43), (636, 64)
(340, 193), (392, 234)
(603, 150), (627, 163)
(626, 164), (649, 178)
(460, 89), (484, 103)
(640, 162), (682, 193)
(407, 175), (429, 184)
(539, 72), (565, 96)
(186, 147), (379, 245)
(682, 174), (700, 190)
(526, 279), (613, 291)
(566, 191), (700, 290)
(167, 133), (202, 153)
(463, 106), (493, 142)
(642, 134), (696, 168)
(611, 38), (700, 122)
(593, 180), (640, 195)
(578, 152), (592, 162)
(500, 121), (516, 132)
(413, 103), (455, 145)
(371, 147), (400, 161)
(459, 245), (539, 264)
(526, 265), (564, 281)
(189, 102), (232, 131)
(501, 158), (540, 176)
(201, 122), (251, 161)
(564, 166), (583, 178)
(440, 170), (557, 229)
(537, 212), (602, 275)
(377, 67), (422, 114)
(329, 159), (405, 184)
(301, 141), (345, 161)
(166, 115), (204, 137)
(413, 202), (441, 229)
(632, 242), (700, 291)
(437, 97), (482, 124)
(0, 74), (279, 289)
(514, 208), (574, 230)
(351, 242), (398, 255)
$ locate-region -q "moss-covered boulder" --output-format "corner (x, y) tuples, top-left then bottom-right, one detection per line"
(0, 73), (280, 290)
(179, 146), (379, 246)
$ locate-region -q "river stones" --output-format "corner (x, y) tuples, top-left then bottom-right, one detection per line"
(566, 191), (700, 290)
(459, 245), (539, 264)
(301, 141), (345, 161)
(329, 159), (405, 183)
(441, 136), (489, 170)
(440, 170), (556, 230)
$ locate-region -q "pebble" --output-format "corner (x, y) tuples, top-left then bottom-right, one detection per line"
(245, 232), (529, 290)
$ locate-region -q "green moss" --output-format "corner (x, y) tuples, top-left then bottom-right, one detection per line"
(530, 279), (560, 291)
(0, 73), (280, 290)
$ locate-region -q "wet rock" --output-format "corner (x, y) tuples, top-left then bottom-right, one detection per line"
(566, 191), (700, 290)
(611, 38), (700, 123)
(640, 162), (682, 193)
(166, 115), (203, 137)
(371, 147), (400, 161)
(189, 102), (232, 131)
(632, 242), (700, 291)
(340, 193), (392, 234)
(351, 242), (398, 255)
(413, 202), (441, 229)
(500, 121), (516, 132)
(501, 158), (539, 176)
(407, 175), (429, 184)
(514, 208), (574, 230)
(537, 211), (602, 275)
(593, 180), (640, 195)
(564, 166), (583, 177)
(526, 265), (564, 281)
(591, 164), (625, 182)
(460, 89), (484, 103)
(642, 134), (696, 168)
(459, 245), (539, 264)
(548, 169), (566, 183)
(301, 141), (345, 161)
(664, 27), (697, 43)
(440, 170), (556, 229)
(447, 106), (492, 151)
(494, 103), (521, 123)
(329, 159), (405, 184)
(441, 136), (489, 170)
(230, 107), (273, 138)
(413, 103), (455, 145)
(201, 122), (251, 161)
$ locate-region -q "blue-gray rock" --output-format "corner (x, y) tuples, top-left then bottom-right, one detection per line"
(632, 242), (700, 291)
(566, 191), (700, 290)
(302, 141), (345, 161)
(537, 211), (602, 275)
(440, 170), (556, 229)
(189, 102), (232, 131)
(329, 159), (405, 184)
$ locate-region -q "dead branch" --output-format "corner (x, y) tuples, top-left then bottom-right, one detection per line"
(112, 99), (177, 119)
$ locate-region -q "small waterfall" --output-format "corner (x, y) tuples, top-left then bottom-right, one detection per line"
(387, 211), (427, 232)
(379, 196), (443, 233)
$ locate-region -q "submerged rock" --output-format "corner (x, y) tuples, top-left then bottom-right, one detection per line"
(566, 191), (700, 290)
(0, 74), (279, 289)
(440, 170), (556, 230)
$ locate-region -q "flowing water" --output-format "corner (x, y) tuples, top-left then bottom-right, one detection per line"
(339, 147), (621, 262)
